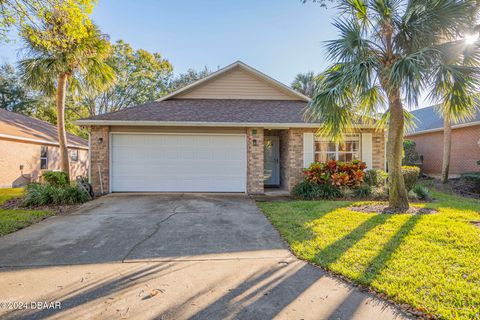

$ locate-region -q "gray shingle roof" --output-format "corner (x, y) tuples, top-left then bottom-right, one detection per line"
(408, 105), (480, 134)
(0, 109), (87, 148)
(81, 99), (313, 124)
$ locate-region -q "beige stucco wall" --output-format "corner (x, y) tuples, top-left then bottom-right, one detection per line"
(175, 67), (300, 100)
(0, 138), (88, 188)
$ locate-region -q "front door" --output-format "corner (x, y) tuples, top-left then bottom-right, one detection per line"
(264, 136), (280, 186)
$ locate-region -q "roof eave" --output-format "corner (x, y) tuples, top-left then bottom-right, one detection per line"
(75, 119), (379, 129)
(405, 120), (480, 136)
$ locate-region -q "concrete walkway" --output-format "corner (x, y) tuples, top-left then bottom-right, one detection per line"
(0, 194), (410, 319)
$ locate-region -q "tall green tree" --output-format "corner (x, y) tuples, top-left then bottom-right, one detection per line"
(19, 0), (114, 175)
(308, 0), (479, 211)
(75, 40), (173, 116)
(0, 0), (95, 42)
(291, 71), (319, 97)
(0, 62), (38, 113)
(169, 67), (211, 92)
(430, 34), (480, 183)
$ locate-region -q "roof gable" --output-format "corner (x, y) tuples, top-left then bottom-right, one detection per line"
(160, 61), (310, 102)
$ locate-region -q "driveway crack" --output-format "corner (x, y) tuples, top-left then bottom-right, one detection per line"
(122, 194), (186, 262)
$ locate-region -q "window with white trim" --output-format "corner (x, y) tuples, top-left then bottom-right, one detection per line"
(314, 135), (360, 162)
(40, 146), (48, 169)
(71, 149), (78, 161)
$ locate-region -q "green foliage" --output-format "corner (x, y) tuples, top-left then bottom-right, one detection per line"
(304, 160), (367, 187)
(402, 140), (420, 166)
(412, 184), (431, 201)
(23, 183), (89, 206)
(292, 180), (342, 200)
(402, 166), (420, 192)
(291, 71), (320, 98)
(42, 171), (69, 187)
(460, 172), (480, 187)
(258, 191), (480, 319)
(364, 169), (388, 187)
(0, 63), (39, 114)
(169, 67), (211, 92)
(76, 40), (173, 116)
(353, 183), (372, 198)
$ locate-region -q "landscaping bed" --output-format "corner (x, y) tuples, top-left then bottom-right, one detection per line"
(257, 191), (480, 319)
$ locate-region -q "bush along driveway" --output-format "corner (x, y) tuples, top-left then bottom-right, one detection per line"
(257, 191), (480, 319)
(0, 188), (54, 236)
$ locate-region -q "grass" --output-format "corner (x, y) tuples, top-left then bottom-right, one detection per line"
(258, 191), (480, 319)
(0, 188), (54, 236)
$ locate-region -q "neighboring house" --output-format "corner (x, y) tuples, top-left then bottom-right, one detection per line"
(0, 109), (89, 188)
(405, 105), (480, 176)
(77, 61), (385, 195)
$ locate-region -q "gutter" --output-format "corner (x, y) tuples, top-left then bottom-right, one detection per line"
(0, 133), (89, 150)
(74, 120), (379, 129)
(405, 121), (480, 136)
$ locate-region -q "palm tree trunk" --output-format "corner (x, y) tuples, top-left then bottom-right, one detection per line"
(56, 73), (70, 176)
(441, 113), (452, 183)
(386, 89), (409, 211)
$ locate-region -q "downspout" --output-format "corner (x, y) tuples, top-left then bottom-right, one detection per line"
(88, 131), (91, 183)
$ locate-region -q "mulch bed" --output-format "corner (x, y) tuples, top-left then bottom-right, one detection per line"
(433, 178), (480, 200)
(0, 197), (80, 215)
(348, 203), (438, 215)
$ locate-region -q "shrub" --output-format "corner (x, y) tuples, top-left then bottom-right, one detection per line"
(304, 160), (367, 188)
(402, 140), (420, 166)
(23, 183), (89, 207)
(460, 172), (480, 187)
(353, 184), (372, 198)
(364, 169), (388, 187)
(402, 166), (420, 191)
(412, 184), (431, 201)
(42, 171), (69, 187)
(292, 180), (342, 200)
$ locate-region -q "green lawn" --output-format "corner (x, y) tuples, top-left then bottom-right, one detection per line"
(0, 188), (54, 236)
(258, 191), (480, 320)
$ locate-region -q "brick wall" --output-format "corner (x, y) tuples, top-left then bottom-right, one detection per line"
(90, 126), (110, 195)
(282, 129), (305, 191)
(246, 128), (264, 194)
(406, 125), (480, 175)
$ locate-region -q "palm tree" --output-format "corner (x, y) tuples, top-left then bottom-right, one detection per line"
(308, 0), (479, 211)
(291, 71), (319, 97)
(19, 7), (114, 175)
(432, 32), (480, 183)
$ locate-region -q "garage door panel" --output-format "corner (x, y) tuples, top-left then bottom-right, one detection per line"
(111, 134), (247, 192)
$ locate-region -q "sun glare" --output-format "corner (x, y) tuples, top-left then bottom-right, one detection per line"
(465, 34), (478, 45)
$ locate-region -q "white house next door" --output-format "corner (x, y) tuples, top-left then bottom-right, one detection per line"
(110, 133), (247, 192)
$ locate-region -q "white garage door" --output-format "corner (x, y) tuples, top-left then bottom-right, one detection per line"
(110, 133), (247, 192)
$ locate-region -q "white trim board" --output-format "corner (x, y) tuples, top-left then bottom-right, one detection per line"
(0, 133), (88, 150)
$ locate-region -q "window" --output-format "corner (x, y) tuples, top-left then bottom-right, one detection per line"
(40, 146), (48, 169)
(71, 149), (78, 161)
(315, 135), (360, 162)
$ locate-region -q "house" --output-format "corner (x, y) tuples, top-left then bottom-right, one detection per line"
(0, 109), (89, 188)
(76, 61), (385, 195)
(405, 105), (480, 176)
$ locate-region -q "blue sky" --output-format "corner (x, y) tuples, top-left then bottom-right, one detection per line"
(0, 0), (338, 86)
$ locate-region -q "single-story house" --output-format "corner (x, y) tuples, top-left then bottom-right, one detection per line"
(405, 105), (480, 176)
(0, 109), (89, 188)
(76, 61), (385, 195)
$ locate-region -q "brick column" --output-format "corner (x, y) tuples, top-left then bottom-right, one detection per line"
(285, 128), (305, 191)
(90, 126), (109, 195)
(247, 128), (264, 194)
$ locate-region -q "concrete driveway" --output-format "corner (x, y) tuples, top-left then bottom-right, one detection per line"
(0, 194), (409, 319)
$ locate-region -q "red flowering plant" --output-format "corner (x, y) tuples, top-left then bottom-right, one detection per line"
(303, 159), (366, 188)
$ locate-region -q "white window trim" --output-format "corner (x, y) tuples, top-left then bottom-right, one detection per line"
(40, 146), (48, 170)
(71, 149), (79, 162)
(314, 135), (361, 162)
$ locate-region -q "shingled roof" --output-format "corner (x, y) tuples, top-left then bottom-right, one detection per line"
(78, 99), (315, 125)
(0, 109), (88, 148)
(407, 105), (480, 135)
